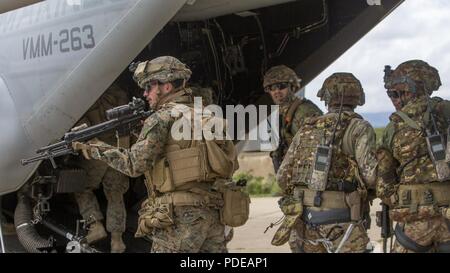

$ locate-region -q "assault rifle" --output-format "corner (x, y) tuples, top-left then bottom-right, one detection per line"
(377, 202), (393, 253)
(271, 140), (288, 173)
(21, 97), (153, 168)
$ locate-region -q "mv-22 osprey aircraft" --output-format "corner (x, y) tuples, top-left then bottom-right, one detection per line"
(0, 0), (403, 252)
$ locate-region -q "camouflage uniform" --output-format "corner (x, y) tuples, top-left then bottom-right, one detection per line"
(264, 66), (322, 252)
(80, 57), (237, 253)
(264, 66), (323, 173)
(190, 85), (236, 245)
(376, 60), (450, 253)
(275, 73), (377, 253)
(73, 84), (130, 251)
(191, 85), (215, 106)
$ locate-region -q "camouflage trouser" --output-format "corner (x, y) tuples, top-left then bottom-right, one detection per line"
(393, 216), (450, 253)
(296, 221), (369, 253)
(288, 230), (302, 253)
(75, 159), (129, 233)
(150, 206), (227, 253)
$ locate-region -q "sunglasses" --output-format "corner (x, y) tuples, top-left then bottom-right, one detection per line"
(387, 90), (400, 99)
(145, 80), (162, 90)
(265, 82), (289, 93)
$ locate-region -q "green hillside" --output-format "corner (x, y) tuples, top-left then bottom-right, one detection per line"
(375, 128), (385, 142)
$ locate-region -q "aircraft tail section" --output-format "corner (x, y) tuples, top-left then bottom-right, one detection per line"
(0, 0), (187, 195)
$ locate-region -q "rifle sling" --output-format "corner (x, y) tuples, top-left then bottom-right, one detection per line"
(394, 223), (433, 253)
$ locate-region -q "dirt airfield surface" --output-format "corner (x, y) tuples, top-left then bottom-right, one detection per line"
(231, 152), (384, 253)
(228, 197), (383, 253)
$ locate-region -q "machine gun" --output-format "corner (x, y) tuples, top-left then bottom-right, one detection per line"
(21, 97), (152, 168)
(271, 140), (288, 173)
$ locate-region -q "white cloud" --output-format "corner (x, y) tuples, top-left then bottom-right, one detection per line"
(305, 0), (450, 114)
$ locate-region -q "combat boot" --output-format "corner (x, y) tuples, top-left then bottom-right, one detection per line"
(86, 221), (107, 244)
(111, 232), (126, 253)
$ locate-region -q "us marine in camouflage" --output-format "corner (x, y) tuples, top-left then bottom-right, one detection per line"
(73, 56), (241, 253)
(376, 60), (450, 253)
(73, 84), (130, 253)
(264, 65), (322, 173)
(274, 73), (377, 253)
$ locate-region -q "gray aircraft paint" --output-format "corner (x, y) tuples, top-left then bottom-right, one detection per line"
(0, 0), (188, 195)
(0, 0), (311, 195)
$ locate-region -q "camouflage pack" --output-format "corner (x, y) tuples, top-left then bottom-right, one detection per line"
(288, 111), (363, 191)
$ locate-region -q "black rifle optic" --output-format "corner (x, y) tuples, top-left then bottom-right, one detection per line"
(21, 97), (152, 168)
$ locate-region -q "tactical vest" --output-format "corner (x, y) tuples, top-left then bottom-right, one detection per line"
(290, 111), (363, 191)
(148, 97), (238, 195)
(388, 97), (450, 219)
(391, 97), (448, 185)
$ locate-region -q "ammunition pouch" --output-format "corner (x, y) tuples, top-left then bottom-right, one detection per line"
(394, 223), (433, 253)
(390, 182), (450, 221)
(294, 187), (363, 224)
(151, 146), (209, 193)
(302, 208), (351, 226)
(300, 188), (348, 209)
(134, 189), (225, 237)
(220, 186), (250, 227)
(396, 182), (450, 208)
(135, 199), (174, 238)
(151, 138), (237, 193)
(272, 195), (304, 246)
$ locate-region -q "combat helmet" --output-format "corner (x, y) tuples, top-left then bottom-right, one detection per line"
(263, 65), (301, 91)
(133, 56), (192, 89)
(385, 60), (441, 95)
(317, 73), (365, 107)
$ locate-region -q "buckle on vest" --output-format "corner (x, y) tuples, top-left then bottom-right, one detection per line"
(314, 191), (323, 207)
(401, 190), (411, 206)
(422, 190), (434, 205)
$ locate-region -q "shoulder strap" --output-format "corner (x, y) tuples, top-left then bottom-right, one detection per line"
(341, 114), (364, 157)
(156, 88), (190, 109)
(285, 98), (304, 125)
(394, 111), (422, 131)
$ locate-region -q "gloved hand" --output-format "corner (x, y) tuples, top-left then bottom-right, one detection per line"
(71, 123), (88, 132)
(72, 142), (93, 160)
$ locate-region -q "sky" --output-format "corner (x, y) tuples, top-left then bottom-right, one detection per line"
(305, 0), (450, 114)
